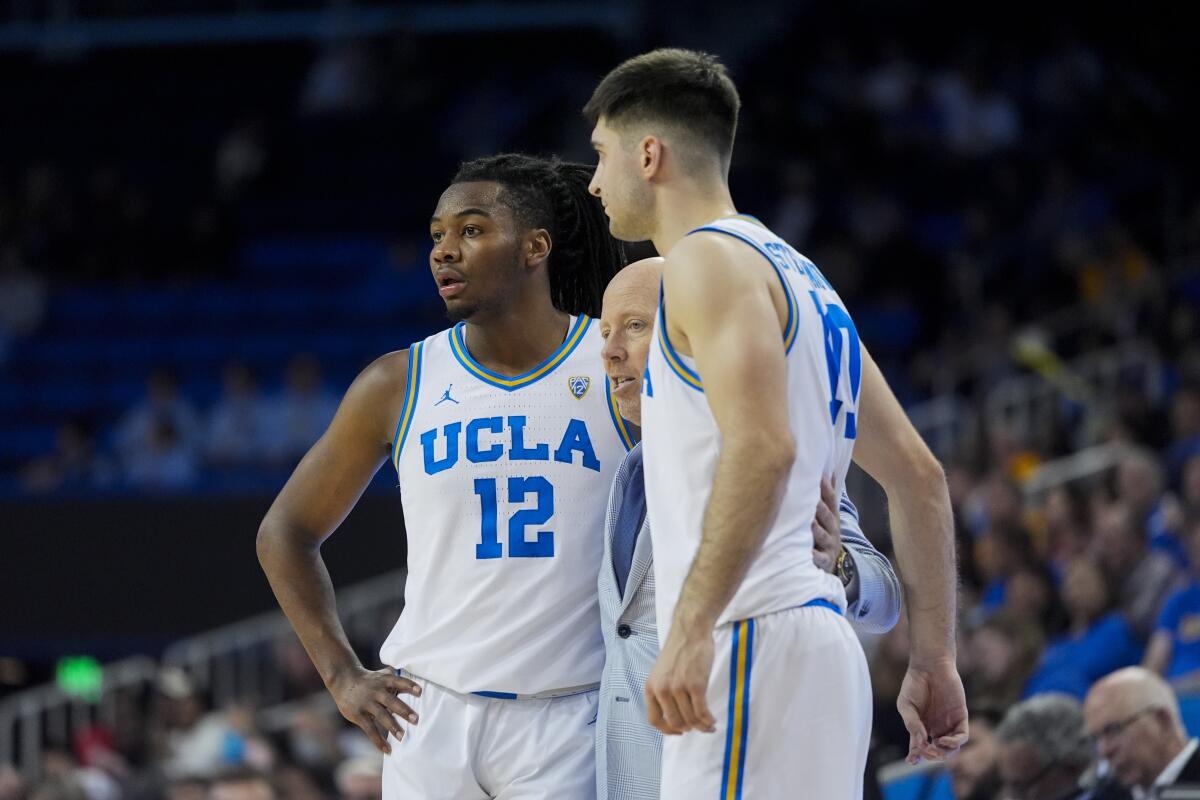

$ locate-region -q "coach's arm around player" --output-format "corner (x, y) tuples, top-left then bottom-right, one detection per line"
(256, 352), (421, 755)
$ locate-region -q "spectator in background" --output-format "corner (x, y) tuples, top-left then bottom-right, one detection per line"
(114, 370), (200, 466)
(206, 363), (269, 468)
(974, 523), (1034, 615)
(0, 244), (47, 366)
(1117, 448), (1181, 565)
(949, 710), (1002, 800)
(1095, 503), (1184, 639)
(1182, 454), (1200, 520)
(1145, 517), (1200, 692)
(967, 612), (1045, 711)
(1167, 386), (1200, 486)
(0, 765), (26, 800)
(263, 355), (337, 466)
(1084, 667), (1200, 795)
(124, 418), (199, 490)
(1043, 484), (1093, 579)
(21, 418), (117, 493)
(334, 756), (382, 800)
(149, 669), (237, 782)
(1006, 564), (1067, 636)
(207, 770), (276, 800)
(272, 765), (323, 800)
(165, 776), (208, 800)
(995, 693), (1129, 800)
(1024, 557), (1142, 699)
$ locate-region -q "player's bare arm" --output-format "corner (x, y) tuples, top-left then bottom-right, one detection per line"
(257, 351), (421, 754)
(852, 347), (968, 763)
(644, 233), (795, 736)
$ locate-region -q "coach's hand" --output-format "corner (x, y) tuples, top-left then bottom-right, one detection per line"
(645, 626), (717, 735)
(811, 476), (842, 574)
(897, 658), (969, 764)
(328, 666), (422, 754)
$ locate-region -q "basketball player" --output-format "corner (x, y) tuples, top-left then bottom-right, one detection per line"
(585, 49), (968, 798)
(257, 154), (630, 798)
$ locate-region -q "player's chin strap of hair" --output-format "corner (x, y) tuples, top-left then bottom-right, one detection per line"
(396, 669), (598, 701)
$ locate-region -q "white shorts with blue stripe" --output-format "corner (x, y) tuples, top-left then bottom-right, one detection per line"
(383, 671), (599, 799)
(659, 602), (871, 800)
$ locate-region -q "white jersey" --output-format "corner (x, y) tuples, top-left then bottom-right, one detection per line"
(381, 314), (633, 695)
(642, 216), (859, 638)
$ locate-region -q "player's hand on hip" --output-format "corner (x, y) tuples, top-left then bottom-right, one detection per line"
(897, 658), (969, 764)
(811, 475), (842, 574)
(328, 666), (422, 755)
(645, 628), (717, 735)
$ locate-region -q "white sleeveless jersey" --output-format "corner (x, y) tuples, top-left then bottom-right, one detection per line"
(380, 314), (633, 694)
(642, 216), (860, 639)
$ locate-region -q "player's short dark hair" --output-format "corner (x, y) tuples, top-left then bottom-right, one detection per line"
(584, 48), (740, 167)
(452, 154), (627, 318)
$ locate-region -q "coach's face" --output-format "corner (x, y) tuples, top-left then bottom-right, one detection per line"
(600, 258), (664, 427)
(589, 118), (656, 242)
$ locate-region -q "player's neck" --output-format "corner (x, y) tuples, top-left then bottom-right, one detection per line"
(650, 180), (737, 255)
(461, 302), (571, 377)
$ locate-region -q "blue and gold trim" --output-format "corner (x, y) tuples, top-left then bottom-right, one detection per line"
(657, 297), (704, 392)
(449, 315), (591, 391)
(720, 618), (755, 800)
(391, 341), (424, 472)
(689, 225), (800, 355)
(605, 378), (635, 451)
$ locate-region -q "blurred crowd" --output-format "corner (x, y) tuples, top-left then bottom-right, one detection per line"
(0, 653), (383, 800)
(18, 357), (337, 493)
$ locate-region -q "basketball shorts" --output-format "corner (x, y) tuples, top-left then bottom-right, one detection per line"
(660, 603), (872, 800)
(383, 672), (599, 800)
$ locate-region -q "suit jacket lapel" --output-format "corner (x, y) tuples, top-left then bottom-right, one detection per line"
(619, 518), (653, 613)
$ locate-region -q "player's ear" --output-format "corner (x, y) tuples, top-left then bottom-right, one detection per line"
(639, 135), (662, 181)
(525, 228), (552, 271)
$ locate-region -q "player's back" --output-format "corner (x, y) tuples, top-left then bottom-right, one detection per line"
(642, 216), (861, 637)
(382, 314), (633, 694)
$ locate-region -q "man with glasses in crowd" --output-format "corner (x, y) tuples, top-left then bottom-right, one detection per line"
(1084, 667), (1200, 798)
(996, 693), (1129, 800)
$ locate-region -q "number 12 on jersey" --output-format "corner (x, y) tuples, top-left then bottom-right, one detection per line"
(473, 476), (555, 559)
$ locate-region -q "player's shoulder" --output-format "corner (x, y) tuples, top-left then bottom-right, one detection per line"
(662, 229), (771, 302)
(342, 349), (411, 412)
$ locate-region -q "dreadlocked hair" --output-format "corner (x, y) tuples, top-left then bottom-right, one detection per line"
(452, 153), (627, 318)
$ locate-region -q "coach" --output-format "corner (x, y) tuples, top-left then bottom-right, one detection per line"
(594, 258), (903, 799)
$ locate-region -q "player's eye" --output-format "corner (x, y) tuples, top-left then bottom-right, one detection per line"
(599, 327), (610, 340)
(463, 225), (481, 236)
(628, 319), (645, 332)
(430, 231), (444, 243)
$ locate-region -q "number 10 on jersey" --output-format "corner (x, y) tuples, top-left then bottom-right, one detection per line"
(473, 477), (555, 559)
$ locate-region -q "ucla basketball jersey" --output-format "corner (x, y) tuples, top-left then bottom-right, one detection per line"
(642, 216), (859, 639)
(381, 314), (634, 694)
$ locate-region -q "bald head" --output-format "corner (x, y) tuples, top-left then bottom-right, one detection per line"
(1086, 667), (1181, 728)
(605, 257), (664, 308)
(600, 257), (664, 427)
(1084, 667), (1188, 789)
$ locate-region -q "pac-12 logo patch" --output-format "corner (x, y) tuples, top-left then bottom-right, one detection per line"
(568, 376), (591, 399)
